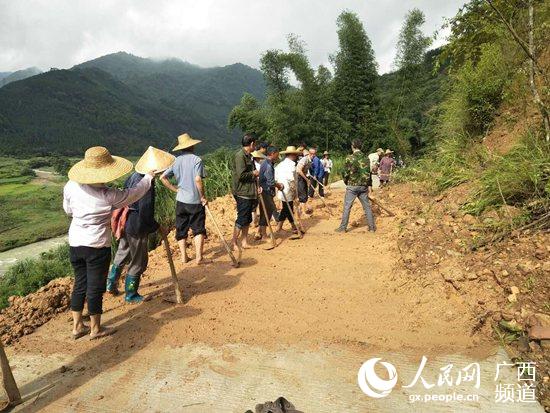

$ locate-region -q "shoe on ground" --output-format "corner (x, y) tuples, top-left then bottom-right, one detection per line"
(334, 227), (346, 233)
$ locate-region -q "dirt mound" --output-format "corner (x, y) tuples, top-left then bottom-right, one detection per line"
(0, 277), (72, 344)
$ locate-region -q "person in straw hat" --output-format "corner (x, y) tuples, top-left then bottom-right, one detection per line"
(160, 133), (209, 265)
(378, 149), (395, 187)
(321, 150), (333, 187)
(231, 134), (259, 250)
(107, 147), (175, 303)
(63, 146), (157, 339)
(274, 146), (301, 234)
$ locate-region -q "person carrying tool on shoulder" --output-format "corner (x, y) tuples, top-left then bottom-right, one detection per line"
(335, 139), (376, 233)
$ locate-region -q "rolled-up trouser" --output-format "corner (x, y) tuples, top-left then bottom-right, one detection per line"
(70, 246), (111, 315)
(258, 191), (278, 227)
(338, 185), (376, 231)
(277, 201), (294, 224)
(113, 233), (149, 276)
(297, 176), (308, 203)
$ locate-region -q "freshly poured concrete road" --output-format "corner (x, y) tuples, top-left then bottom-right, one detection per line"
(8, 343), (543, 412)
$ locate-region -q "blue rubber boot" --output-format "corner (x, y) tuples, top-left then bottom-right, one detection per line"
(124, 274), (144, 304)
(106, 264), (122, 295)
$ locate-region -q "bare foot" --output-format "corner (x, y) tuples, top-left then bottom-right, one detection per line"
(89, 326), (117, 340)
(241, 242), (253, 249)
(72, 325), (90, 340)
(194, 258), (213, 266)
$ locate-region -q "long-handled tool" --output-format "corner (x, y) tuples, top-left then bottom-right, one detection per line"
(309, 178), (334, 216)
(293, 181), (306, 233)
(160, 230), (184, 304)
(368, 196), (396, 217)
(205, 205), (240, 267)
(281, 191), (303, 239)
(0, 341), (21, 409)
(256, 183), (277, 250)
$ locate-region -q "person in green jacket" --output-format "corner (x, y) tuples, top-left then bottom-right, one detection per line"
(231, 134), (259, 250)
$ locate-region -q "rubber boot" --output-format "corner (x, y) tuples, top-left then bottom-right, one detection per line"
(106, 264), (122, 295)
(124, 274), (144, 304)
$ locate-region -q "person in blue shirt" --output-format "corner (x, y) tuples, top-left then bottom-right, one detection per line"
(308, 147), (325, 198)
(256, 146), (283, 240)
(160, 133), (209, 266)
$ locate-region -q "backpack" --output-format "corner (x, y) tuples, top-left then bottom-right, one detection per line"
(111, 206), (129, 240)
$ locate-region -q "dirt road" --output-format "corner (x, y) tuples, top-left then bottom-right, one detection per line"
(4, 184), (543, 412)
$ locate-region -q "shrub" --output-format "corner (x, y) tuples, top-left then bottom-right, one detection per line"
(464, 132), (550, 215)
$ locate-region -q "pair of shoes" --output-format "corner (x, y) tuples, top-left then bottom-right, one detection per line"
(125, 275), (144, 304)
(334, 227), (346, 233)
(106, 264), (122, 295)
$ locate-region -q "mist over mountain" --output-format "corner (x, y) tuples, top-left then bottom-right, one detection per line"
(0, 53), (265, 156)
(0, 67), (42, 88)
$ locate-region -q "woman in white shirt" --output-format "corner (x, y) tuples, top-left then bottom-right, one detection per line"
(321, 151), (333, 186)
(63, 146), (155, 340)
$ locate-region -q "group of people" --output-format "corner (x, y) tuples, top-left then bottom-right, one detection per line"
(62, 132), (393, 340)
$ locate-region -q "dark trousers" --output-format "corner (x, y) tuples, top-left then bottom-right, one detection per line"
(323, 172), (330, 187)
(258, 192), (278, 226)
(308, 178), (324, 198)
(70, 246), (111, 315)
(234, 195), (256, 229)
(277, 201), (294, 224)
(297, 176), (308, 203)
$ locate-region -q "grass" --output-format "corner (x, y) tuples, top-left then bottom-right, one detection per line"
(0, 172), (69, 252)
(0, 243), (71, 309)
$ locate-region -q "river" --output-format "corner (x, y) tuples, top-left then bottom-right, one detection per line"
(0, 235), (67, 276)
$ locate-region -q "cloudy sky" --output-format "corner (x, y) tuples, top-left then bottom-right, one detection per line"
(0, 0), (465, 74)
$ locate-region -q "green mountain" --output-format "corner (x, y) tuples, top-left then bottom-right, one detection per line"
(0, 67), (42, 88)
(0, 53), (265, 156)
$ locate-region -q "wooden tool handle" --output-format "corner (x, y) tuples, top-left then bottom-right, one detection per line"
(256, 183), (277, 248)
(160, 231), (184, 304)
(205, 205), (239, 266)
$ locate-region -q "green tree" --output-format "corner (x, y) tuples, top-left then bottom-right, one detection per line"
(332, 11), (382, 148)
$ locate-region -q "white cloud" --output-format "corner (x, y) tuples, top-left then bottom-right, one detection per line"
(0, 0), (464, 73)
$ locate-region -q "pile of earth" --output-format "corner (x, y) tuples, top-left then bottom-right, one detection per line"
(375, 182), (550, 408)
(0, 277), (72, 344)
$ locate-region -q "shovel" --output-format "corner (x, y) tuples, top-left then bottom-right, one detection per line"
(205, 205), (240, 267)
(368, 196), (396, 217)
(256, 183), (277, 250)
(309, 178), (334, 216)
(159, 229), (184, 304)
(281, 191), (303, 239)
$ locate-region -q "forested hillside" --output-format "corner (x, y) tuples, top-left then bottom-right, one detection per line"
(0, 53), (265, 155)
(0, 67), (42, 88)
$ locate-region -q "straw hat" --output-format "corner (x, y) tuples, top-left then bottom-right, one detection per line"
(68, 146), (133, 184)
(385, 149), (394, 155)
(172, 133), (201, 151)
(376, 148), (384, 154)
(280, 146), (301, 155)
(251, 150), (266, 159)
(323, 151), (330, 156)
(135, 146), (175, 174)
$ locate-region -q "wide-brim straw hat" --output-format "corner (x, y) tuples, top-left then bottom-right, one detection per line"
(172, 133), (201, 151)
(376, 148), (384, 154)
(280, 146), (301, 155)
(135, 146), (175, 174)
(385, 149), (394, 154)
(68, 146), (133, 184)
(323, 151), (330, 156)
(251, 150), (266, 159)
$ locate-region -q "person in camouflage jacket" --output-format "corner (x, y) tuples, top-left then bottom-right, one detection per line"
(336, 139), (376, 232)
